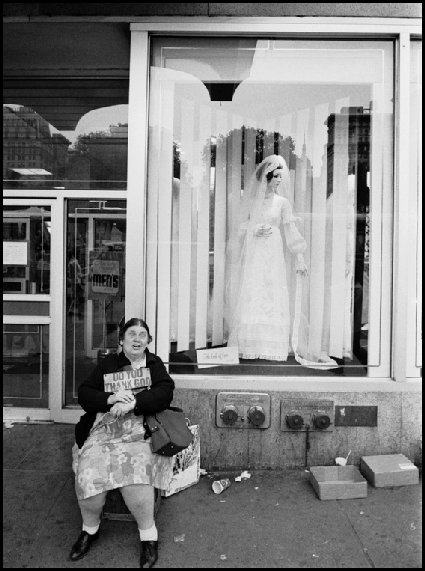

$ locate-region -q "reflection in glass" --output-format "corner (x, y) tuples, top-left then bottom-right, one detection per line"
(3, 99), (128, 190)
(148, 38), (394, 376)
(64, 200), (126, 406)
(3, 205), (51, 294)
(3, 324), (49, 407)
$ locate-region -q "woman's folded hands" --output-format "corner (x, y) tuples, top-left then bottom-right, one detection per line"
(107, 390), (136, 418)
(110, 400), (136, 418)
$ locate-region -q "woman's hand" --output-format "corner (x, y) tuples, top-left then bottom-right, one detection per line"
(110, 400), (135, 419)
(107, 390), (135, 405)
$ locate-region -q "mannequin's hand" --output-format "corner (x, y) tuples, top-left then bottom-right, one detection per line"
(295, 257), (308, 277)
(254, 224), (272, 237)
(296, 266), (308, 277)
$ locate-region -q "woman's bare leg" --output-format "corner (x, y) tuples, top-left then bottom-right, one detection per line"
(120, 484), (155, 530)
(78, 491), (107, 527)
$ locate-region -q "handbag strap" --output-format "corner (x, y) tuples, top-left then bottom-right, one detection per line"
(143, 415), (157, 440)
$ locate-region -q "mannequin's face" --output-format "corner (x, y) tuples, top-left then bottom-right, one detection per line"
(267, 169), (282, 193)
(121, 325), (149, 360)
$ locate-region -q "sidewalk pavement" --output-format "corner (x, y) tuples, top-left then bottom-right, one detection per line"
(3, 422), (422, 568)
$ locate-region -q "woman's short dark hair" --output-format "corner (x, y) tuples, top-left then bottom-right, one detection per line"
(119, 318), (152, 343)
(266, 164), (283, 182)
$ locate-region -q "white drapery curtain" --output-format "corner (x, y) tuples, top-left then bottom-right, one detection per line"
(147, 67), (358, 364)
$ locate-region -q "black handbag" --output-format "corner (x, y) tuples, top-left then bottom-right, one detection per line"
(143, 406), (194, 456)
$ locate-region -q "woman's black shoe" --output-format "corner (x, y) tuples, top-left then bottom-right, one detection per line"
(69, 530), (99, 561)
(140, 540), (158, 568)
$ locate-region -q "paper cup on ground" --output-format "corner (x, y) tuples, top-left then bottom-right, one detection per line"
(335, 450), (351, 466)
(212, 478), (231, 494)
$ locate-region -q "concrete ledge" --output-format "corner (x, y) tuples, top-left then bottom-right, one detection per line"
(173, 376), (422, 392)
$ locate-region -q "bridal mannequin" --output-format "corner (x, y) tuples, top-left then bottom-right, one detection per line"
(226, 154), (307, 361)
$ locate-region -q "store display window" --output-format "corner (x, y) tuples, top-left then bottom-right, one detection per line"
(146, 38), (394, 376)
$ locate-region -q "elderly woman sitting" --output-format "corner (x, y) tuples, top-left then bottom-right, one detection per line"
(70, 317), (175, 568)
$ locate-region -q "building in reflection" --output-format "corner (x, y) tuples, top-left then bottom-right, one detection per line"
(3, 104), (127, 189)
(325, 106), (371, 361)
(3, 104), (70, 182)
(325, 106), (370, 199)
(72, 124), (128, 187)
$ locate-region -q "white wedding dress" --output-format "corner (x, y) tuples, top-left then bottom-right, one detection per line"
(227, 193), (306, 361)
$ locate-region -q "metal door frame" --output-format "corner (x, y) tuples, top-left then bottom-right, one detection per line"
(4, 192), (127, 424)
(3, 197), (64, 422)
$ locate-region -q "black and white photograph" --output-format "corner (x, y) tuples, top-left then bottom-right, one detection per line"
(3, 3), (422, 568)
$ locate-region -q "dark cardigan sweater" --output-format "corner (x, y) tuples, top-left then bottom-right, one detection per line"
(75, 349), (175, 448)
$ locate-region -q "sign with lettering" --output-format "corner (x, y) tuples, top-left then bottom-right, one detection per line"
(91, 259), (120, 294)
(3, 241), (28, 265)
(196, 346), (240, 368)
(88, 249), (124, 300)
(103, 367), (151, 394)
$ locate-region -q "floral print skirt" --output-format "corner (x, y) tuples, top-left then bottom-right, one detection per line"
(72, 411), (173, 500)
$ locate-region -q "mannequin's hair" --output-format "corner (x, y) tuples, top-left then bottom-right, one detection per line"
(255, 154), (285, 182)
(266, 165), (283, 182)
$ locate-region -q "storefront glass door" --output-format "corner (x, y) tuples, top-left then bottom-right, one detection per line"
(3, 197), (127, 419)
(64, 199), (126, 406)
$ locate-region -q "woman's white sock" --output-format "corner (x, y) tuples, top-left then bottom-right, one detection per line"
(139, 523), (158, 541)
(82, 523), (100, 535)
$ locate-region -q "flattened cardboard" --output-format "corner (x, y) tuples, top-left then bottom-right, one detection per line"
(360, 454), (419, 487)
(162, 424), (200, 497)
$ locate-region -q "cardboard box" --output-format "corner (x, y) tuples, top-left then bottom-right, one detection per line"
(162, 424), (200, 497)
(360, 454), (419, 488)
(309, 465), (368, 500)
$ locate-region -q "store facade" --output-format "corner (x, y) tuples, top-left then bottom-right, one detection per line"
(3, 4), (422, 469)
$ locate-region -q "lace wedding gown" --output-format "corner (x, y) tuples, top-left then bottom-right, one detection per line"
(227, 193), (306, 361)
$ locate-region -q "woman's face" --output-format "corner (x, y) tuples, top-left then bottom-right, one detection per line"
(267, 169), (282, 193)
(121, 325), (149, 360)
